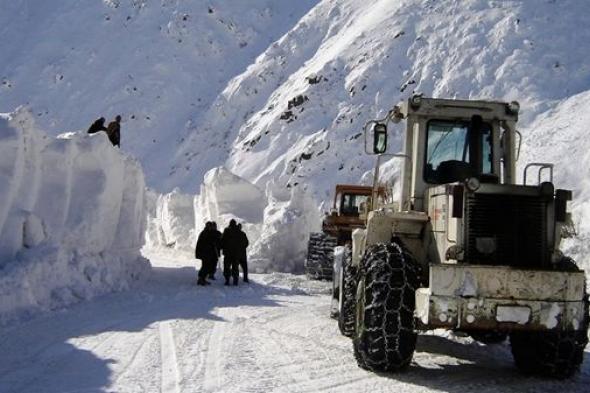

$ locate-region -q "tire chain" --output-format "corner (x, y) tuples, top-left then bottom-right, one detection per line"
(338, 246), (357, 337)
(353, 241), (421, 372)
(509, 259), (589, 379)
(305, 233), (337, 280)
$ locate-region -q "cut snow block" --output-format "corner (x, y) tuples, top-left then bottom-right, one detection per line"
(199, 167), (265, 224)
(154, 188), (194, 251)
(0, 109), (148, 325)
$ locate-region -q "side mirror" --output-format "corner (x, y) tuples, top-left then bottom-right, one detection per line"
(373, 123), (388, 154)
(364, 121), (388, 154)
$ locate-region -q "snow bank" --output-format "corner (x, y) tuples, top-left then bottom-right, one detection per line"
(195, 167), (265, 232)
(193, 168), (321, 272)
(0, 109), (148, 325)
(147, 167), (321, 272)
(246, 181), (322, 273)
(145, 188), (195, 253)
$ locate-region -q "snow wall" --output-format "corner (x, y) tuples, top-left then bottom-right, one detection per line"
(146, 167), (321, 273)
(145, 188), (195, 253)
(0, 109), (149, 325)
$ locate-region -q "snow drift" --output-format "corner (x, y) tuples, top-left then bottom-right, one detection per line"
(147, 167), (321, 272)
(248, 181), (322, 273)
(193, 167), (322, 272)
(145, 188), (195, 253)
(195, 167), (266, 229)
(0, 109), (148, 324)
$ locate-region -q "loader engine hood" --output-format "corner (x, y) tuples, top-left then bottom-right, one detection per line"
(457, 181), (564, 269)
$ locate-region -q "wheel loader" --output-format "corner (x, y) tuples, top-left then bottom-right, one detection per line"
(305, 184), (386, 281)
(337, 95), (588, 378)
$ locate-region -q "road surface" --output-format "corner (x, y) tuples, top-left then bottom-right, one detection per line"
(1, 253), (589, 392)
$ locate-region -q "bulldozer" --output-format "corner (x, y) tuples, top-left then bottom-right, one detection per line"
(336, 95), (589, 378)
(305, 184), (386, 280)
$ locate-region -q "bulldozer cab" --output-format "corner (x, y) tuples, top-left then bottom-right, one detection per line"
(333, 185), (372, 217)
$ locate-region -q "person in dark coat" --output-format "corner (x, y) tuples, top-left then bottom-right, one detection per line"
(195, 222), (219, 286)
(106, 115), (121, 147)
(208, 221), (222, 280)
(221, 219), (242, 286)
(237, 223), (249, 283)
(87, 117), (107, 134)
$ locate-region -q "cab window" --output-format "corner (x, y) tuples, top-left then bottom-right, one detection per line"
(340, 193), (369, 216)
(424, 120), (493, 184)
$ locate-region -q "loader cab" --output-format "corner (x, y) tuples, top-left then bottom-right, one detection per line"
(368, 96), (520, 212)
(423, 117), (495, 184)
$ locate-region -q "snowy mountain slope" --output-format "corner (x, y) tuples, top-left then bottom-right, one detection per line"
(521, 89), (590, 271)
(0, 0), (318, 187)
(171, 0), (590, 200)
(163, 0), (590, 271)
(3, 0), (590, 270)
(3, 1), (590, 196)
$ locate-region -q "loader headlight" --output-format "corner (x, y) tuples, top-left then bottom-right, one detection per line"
(506, 101), (520, 115)
(410, 94), (423, 109)
(466, 177), (480, 192)
(539, 181), (554, 197)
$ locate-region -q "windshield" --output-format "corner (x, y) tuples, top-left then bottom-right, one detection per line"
(340, 193), (370, 216)
(424, 120), (493, 184)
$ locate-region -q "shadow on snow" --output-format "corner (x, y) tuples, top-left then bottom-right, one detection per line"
(0, 263), (302, 393)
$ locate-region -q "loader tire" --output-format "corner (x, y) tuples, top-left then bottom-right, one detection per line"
(305, 233), (337, 280)
(338, 246), (357, 337)
(510, 257), (589, 379)
(353, 241), (421, 372)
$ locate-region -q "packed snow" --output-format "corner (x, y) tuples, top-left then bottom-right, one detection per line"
(0, 252), (588, 393)
(146, 167), (322, 273)
(0, 109), (148, 325)
(146, 188), (196, 253)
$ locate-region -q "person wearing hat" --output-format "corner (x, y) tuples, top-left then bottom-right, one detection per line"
(237, 223), (249, 283)
(195, 222), (218, 286)
(106, 115), (122, 147)
(221, 219), (242, 286)
(87, 117), (107, 134)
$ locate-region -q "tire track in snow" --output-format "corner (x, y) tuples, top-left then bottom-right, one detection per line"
(111, 331), (158, 387)
(159, 321), (181, 393)
(202, 313), (228, 392)
(171, 318), (211, 388)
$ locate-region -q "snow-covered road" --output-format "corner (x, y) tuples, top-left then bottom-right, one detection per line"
(1, 254), (589, 393)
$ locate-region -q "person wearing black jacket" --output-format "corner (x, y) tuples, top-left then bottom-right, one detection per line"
(237, 223), (249, 283)
(221, 219), (242, 286)
(208, 222), (222, 280)
(195, 222), (218, 286)
(106, 115), (121, 147)
(87, 117), (107, 134)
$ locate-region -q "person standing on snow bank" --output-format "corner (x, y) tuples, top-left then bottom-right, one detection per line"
(195, 222), (219, 286)
(237, 223), (249, 283)
(106, 115), (122, 147)
(208, 221), (222, 280)
(221, 219), (242, 286)
(87, 117), (107, 134)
